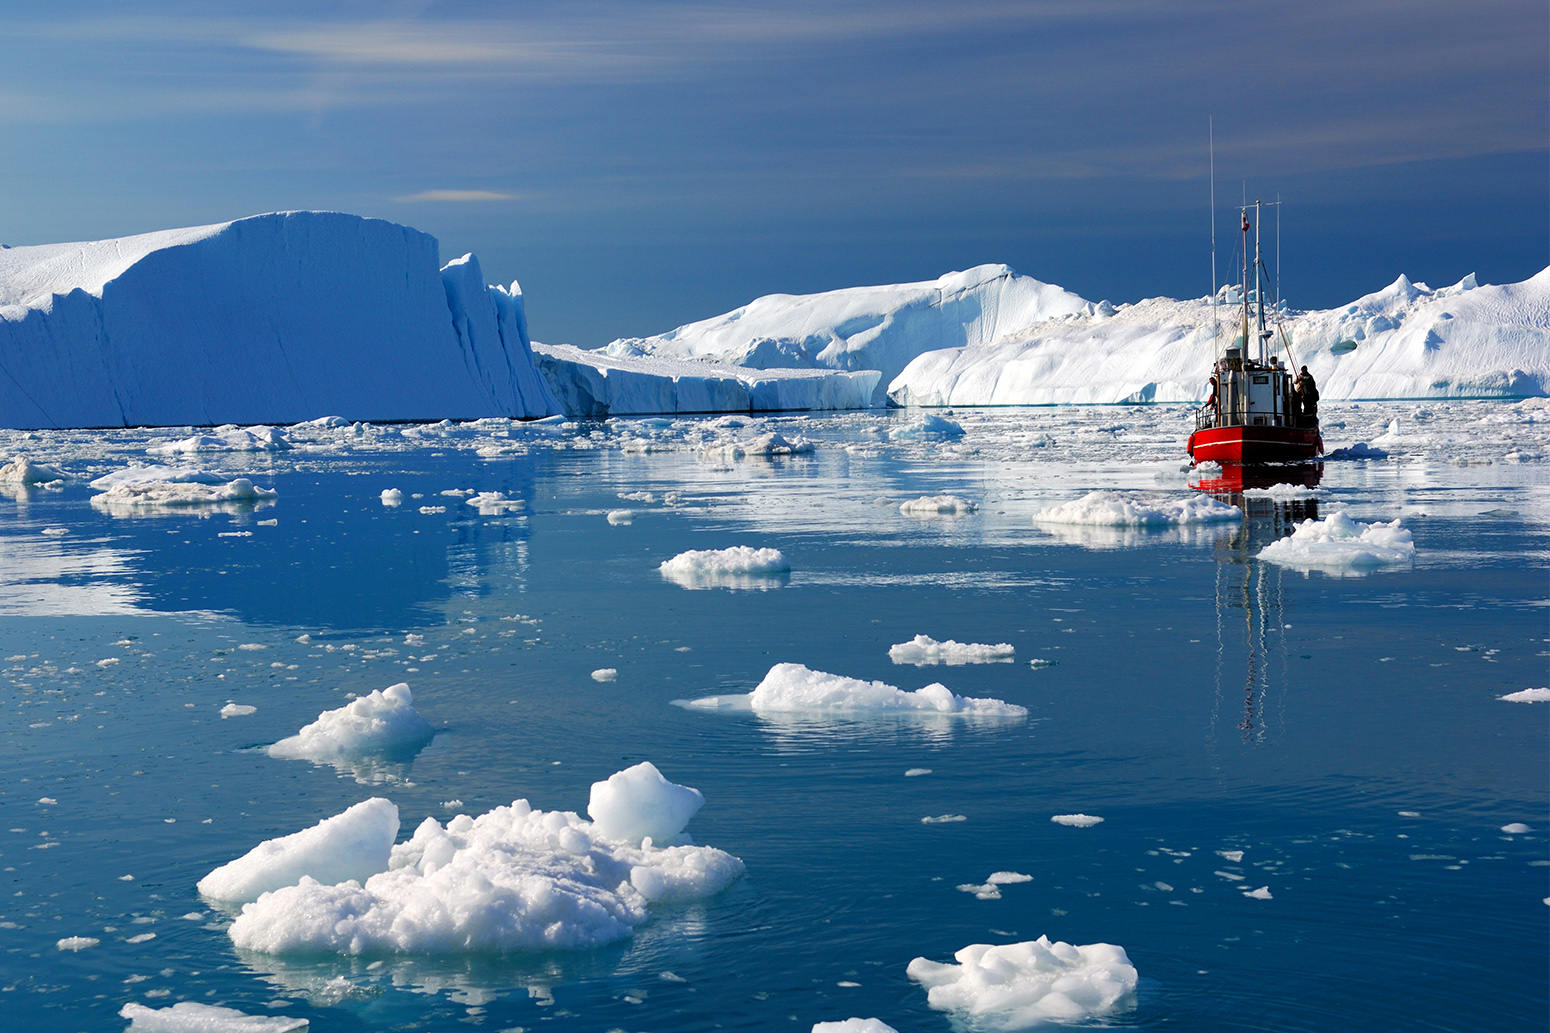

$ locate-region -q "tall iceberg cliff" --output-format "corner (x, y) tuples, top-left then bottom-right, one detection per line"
(0, 211), (559, 428)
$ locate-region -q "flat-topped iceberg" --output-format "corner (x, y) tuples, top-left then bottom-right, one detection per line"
(907, 936), (1138, 1029)
(889, 635), (1014, 665)
(90, 477), (277, 513)
(1034, 490), (1241, 526)
(747, 662), (1025, 716)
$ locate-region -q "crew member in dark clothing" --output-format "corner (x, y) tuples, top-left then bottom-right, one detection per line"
(1204, 375), (1218, 418)
(1295, 366), (1319, 424)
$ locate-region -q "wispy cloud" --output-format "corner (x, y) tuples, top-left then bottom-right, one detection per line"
(393, 190), (520, 203)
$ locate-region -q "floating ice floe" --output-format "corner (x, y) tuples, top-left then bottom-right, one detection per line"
(744, 662), (1025, 717)
(921, 814), (967, 824)
(812, 1021), (899, 1033)
(899, 495), (977, 516)
(0, 456), (71, 484)
(148, 425), (292, 454)
(268, 683), (434, 774)
(217, 764), (742, 954)
(957, 871), (1033, 900)
(1502, 823), (1532, 834)
(380, 488), (404, 506)
(891, 413), (966, 439)
(907, 936), (1138, 1029)
(465, 490), (524, 514)
(701, 431), (817, 461)
(1258, 512), (1415, 571)
(120, 1001), (309, 1032)
(1034, 490), (1241, 527)
(591, 668), (619, 682)
(1051, 814), (1103, 827)
(1499, 688), (1550, 703)
(1240, 483), (1319, 500)
(1325, 441), (1389, 460)
(55, 936), (99, 951)
(607, 509), (634, 524)
(659, 546), (790, 589)
(198, 798), (400, 904)
(889, 635), (1013, 665)
(90, 465), (229, 489)
(221, 703), (257, 718)
(90, 477), (277, 513)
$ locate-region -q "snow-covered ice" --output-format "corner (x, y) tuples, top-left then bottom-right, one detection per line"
(586, 761), (704, 846)
(1502, 823), (1532, 834)
(812, 1021), (899, 1033)
(120, 1001), (309, 1032)
(0, 456), (71, 484)
(659, 546), (790, 589)
(220, 703), (257, 718)
(197, 798), (400, 903)
(268, 683), (434, 765)
(1051, 814), (1103, 827)
(889, 635), (1014, 665)
(148, 426), (291, 454)
(907, 936), (1138, 1029)
(465, 490), (524, 514)
(1034, 490), (1241, 527)
(89, 465), (228, 489)
(55, 936), (98, 951)
(957, 871), (1034, 900)
(1258, 512), (1415, 571)
(899, 495), (978, 516)
(1499, 688), (1550, 703)
(90, 477), (277, 512)
(745, 663), (1026, 716)
(591, 668), (619, 682)
(380, 488), (404, 506)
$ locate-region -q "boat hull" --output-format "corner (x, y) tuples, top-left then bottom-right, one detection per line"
(1187, 425), (1322, 464)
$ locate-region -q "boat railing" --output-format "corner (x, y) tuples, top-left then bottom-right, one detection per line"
(1195, 405), (1217, 431)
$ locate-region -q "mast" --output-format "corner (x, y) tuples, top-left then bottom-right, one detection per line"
(1254, 199), (1265, 364)
(1210, 118), (1217, 359)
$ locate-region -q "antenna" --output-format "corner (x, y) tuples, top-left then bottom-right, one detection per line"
(1210, 118), (1217, 355)
(1275, 192), (1281, 310)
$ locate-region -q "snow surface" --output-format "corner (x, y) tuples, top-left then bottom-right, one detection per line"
(889, 635), (1014, 665)
(899, 495), (978, 516)
(88, 465), (226, 489)
(659, 546), (790, 589)
(534, 342), (879, 415)
(906, 937), (1138, 1030)
(222, 769), (742, 954)
(1258, 512), (1415, 571)
(120, 1002), (309, 1032)
(197, 798), (400, 903)
(747, 663), (1026, 716)
(889, 268), (1550, 406)
(586, 761), (704, 846)
(604, 264), (1089, 406)
(268, 683), (434, 765)
(0, 212), (557, 428)
(812, 1021), (899, 1033)
(1034, 490), (1241, 526)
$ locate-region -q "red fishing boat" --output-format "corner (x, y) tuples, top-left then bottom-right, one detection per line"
(1187, 200), (1322, 465)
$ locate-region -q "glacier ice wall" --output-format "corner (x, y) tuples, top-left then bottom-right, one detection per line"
(0, 212), (559, 429)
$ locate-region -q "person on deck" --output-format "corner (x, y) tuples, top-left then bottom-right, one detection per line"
(1295, 366), (1319, 425)
(1204, 375), (1218, 420)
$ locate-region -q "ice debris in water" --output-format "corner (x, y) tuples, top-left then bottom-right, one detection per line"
(907, 936), (1138, 1029)
(218, 765), (741, 954)
(55, 936), (99, 951)
(659, 546), (790, 589)
(746, 663), (1026, 716)
(466, 490), (524, 514)
(120, 1001), (308, 1032)
(267, 683), (433, 763)
(587, 761), (704, 846)
(899, 495), (978, 516)
(1051, 814), (1103, 827)
(889, 634), (1013, 665)
(1502, 823), (1532, 834)
(1034, 490), (1240, 526)
(958, 871), (1034, 900)
(197, 798), (400, 903)
(1325, 441), (1389, 460)
(221, 702), (257, 718)
(380, 488), (404, 506)
(891, 413), (965, 439)
(0, 456), (71, 484)
(1258, 512), (1415, 570)
(591, 668), (619, 682)
(812, 1021), (899, 1033)
(701, 431), (816, 460)
(922, 814), (968, 824)
(90, 477), (277, 510)
(147, 425), (292, 454)
(607, 509), (634, 524)
(1500, 688), (1550, 703)
(1244, 886), (1273, 900)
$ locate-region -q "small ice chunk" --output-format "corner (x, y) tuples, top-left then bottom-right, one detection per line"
(1217, 850), (1244, 863)
(899, 495), (977, 516)
(1502, 823), (1532, 834)
(120, 1001), (309, 1031)
(587, 761), (704, 846)
(56, 936), (99, 951)
(418, 505), (446, 514)
(40, 527), (69, 535)
(126, 932), (156, 943)
(659, 546), (790, 588)
(147, 425), (292, 455)
(1258, 512), (1414, 570)
(922, 814), (967, 824)
(91, 478), (277, 510)
(907, 936), (1137, 1027)
(904, 768), (932, 777)
(97, 658), (120, 667)
(1051, 814), (1103, 827)
(891, 414), (965, 439)
(380, 488), (404, 506)
(442, 800), (464, 811)
(0, 456), (71, 484)
(591, 668), (619, 682)
(466, 491), (524, 514)
(221, 703), (257, 718)
(812, 1020), (899, 1033)
(268, 683), (433, 762)
(197, 798), (399, 903)
(1243, 886), (1273, 900)
(37, 796), (56, 805)
(889, 635), (1012, 665)
(1500, 688), (1550, 703)
(1035, 490), (1240, 527)
(748, 663), (1026, 716)
(607, 509), (634, 525)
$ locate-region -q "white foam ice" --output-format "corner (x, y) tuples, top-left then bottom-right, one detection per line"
(268, 683), (434, 765)
(1050, 814), (1103, 827)
(607, 509), (634, 524)
(1034, 490), (1241, 527)
(659, 546), (790, 589)
(889, 635), (1014, 665)
(1499, 688), (1550, 702)
(1240, 483), (1318, 500)
(465, 490), (524, 514)
(907, 936), (1138, 1030)
(120, 1001), (309, 1032)
(0, 456), (71, 484)
(1258, 512), (1415, 571)
(56, 936), (99, 951)
(745, 662), (1026, 716)
(591, 668), (619, 682)
(148, 425), (292, 454)
(89, 465), (228, 489)
(90, 477), (277, 512)
(380, 488), (404, 506)
(197, 798), (400, 904)
(221, 766), (742, 954)
(899, 495), (978, 516)
(586, 761), (704, 846)
(221, 703), (257, 718)
(1502, 823), (1532, 833)
(812, 1021), (899, 1033)
(957, 871), (1034, 900)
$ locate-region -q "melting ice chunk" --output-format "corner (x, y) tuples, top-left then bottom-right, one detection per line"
(812, 1021), (899, 1033)
(907, 936), (1138, 1028)
(197, 798), (399, 903)
(120, 1001), (309, 1031)
(746, 663), (1025, 716)
(1034, 490), (1240, 526)
(587, 761), (704, 846)
(659, 546), (790, 589)
(1258, 512), (1415, 571)
(267, 683), (433, 763)
(889, 635), (1013, 665)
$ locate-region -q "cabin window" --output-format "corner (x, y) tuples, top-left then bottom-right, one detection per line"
(1252, 375), (1269, 384)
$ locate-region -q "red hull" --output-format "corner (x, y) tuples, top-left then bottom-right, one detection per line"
(1187, 425), (1322, 464)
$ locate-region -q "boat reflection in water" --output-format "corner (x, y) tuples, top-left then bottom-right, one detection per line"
(1194, 463), (1321, 743)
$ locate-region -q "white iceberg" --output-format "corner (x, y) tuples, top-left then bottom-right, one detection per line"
(148, 425), (292, 454)
(268, 683), (433, 769)
(0, 456), (71, 484)
(1500, 688), (1550, 703)
(889, 635), (1014, 666)
(465, 490), (524, 514)
(89, 465), (228, 489)
(1034, 490), (1241, 527)
(659, 546), (790, 589)
(197, 797), (400, 903)
(120, 1002), (308, 1032)
(586, 761), (704, 846)
(1051, 814), (1103, 827)
(746, 662), (1025, 717)
(90, 477), (277, 512)
(1258, 512), (1415, 571)
(812, 1021), (899, 1033)
(899, 495), (978, 516)
(906, 936), (1138, 1030)
(701, 431), (817, 460)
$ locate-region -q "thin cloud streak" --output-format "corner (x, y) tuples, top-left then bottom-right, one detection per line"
(393, 190), (520, 203)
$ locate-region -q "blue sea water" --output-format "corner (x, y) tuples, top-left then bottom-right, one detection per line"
(0, 402), (1545, 1032)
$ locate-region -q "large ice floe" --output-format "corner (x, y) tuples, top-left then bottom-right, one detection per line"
(659, 546), (791, 589)
(1034, 490), (1241, 527)
(268, 683), (435, 782)
(685, 662), (1026, 717)
(0, 211), (557, 428)
(1257, 512), (1415, 572)
(906, 937), (1138, 1030)
(889, 635), (1015, 666)
(208, 762), (742, 954)
(120, 1001), (309, 1032)
(811, 1021), (899, 1033)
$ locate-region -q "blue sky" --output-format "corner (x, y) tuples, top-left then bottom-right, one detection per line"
(2, 0), (1545, 346)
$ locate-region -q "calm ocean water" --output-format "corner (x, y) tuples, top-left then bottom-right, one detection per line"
(1, 402), (1545, 1032)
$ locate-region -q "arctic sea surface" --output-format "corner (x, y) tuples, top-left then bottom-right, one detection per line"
(0, 402), (1545, 1033)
